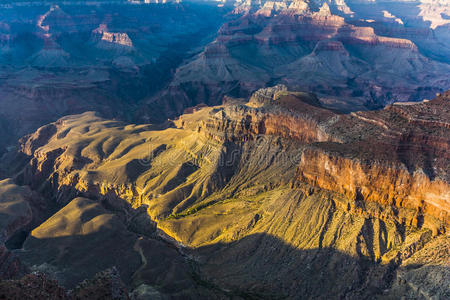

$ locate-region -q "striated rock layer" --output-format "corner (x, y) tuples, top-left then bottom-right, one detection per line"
(295, 93), (450, 233)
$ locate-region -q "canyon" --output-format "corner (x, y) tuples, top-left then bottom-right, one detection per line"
(151, 0), (450, 120)
(0, 0), (449, 155)
(0, 0), (228, 155)
(0, 0), (449, 298)
(0, 87), (448, 298)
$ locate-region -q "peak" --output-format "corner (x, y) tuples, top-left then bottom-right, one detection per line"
(92, 24), (133, 48)
(247, 85), (322, 110)
(288, 0), (310, 14)
(248, 84), (288, 107)
(317, 2), (331, 16)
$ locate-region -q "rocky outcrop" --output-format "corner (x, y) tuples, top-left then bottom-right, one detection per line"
(0, 245), (26, 280)
(0, 268), (130, 299)
(297, 148), (449, 232)
(92, 24), (133, 48)
(296, 91), (450, 233)
(164, 86), (330, 145)
(0, 272), (67, 299)
(70, 267), (129, 300)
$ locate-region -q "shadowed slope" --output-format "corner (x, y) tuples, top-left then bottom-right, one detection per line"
(18, 197), (223, 298)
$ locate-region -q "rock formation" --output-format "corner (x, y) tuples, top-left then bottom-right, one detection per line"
(0, 1), (226, 154)
(92, 24), (134, 49)
(0, 1), (449, 298)
(149, 0), (450, 118)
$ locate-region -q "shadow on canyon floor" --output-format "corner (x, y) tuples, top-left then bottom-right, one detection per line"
(192, 233), (396, 299)
(8, 209), (449, 300)
(15, 218), (443, 300)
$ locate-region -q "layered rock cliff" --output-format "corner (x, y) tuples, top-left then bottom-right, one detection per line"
(296, 92), (450, 234)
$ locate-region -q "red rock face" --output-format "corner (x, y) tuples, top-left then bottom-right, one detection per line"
(314, 40), (347, 52)
(297, 148), (449, 231)
(201, 106), (333, 143)
(193, 88), (450, 234)
(210, 9), (417, 49)
(295, 92), (450, 232)
(227, 11), (417, 49)
(197, 86), (332, 143)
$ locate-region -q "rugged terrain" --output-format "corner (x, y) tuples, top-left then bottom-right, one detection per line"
(0, 0), (449, 298)
(1, 0), (449, 156)
(145, 0), (450, 119)
(0, 87), (448, 298)
(0, 0), (228, 155)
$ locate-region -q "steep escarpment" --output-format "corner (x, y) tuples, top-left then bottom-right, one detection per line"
(296, 92), (450, 234)
(1, 87), (448, 298)
(297, 148), (448, 232)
